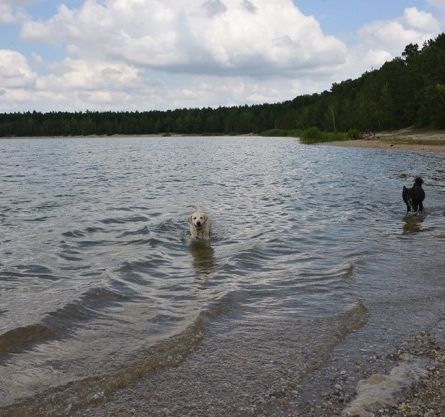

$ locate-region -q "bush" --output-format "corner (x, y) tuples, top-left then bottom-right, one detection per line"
(299, 128), (349, 144)
(347, 128), (360, 139)
(262, 127), (352, 144)
(302, 126), (322, 139)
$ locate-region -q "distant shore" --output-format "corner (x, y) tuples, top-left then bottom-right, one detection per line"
(3, 131), (445, 154)
(326, 129), (445, 153)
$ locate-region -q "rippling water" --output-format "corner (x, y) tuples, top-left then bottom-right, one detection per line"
(1, 137), (444, 413)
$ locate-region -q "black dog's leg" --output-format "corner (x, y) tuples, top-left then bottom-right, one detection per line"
(419, 201), (424, 212)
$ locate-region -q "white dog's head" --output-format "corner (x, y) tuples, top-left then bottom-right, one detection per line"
(187, 206), (208, 231)
(187, 204), (211, 239)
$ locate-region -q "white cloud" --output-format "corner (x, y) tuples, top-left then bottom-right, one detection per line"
(0, 0), (41, 24)
(0, 49), (36, 88)
(404, 7), (440, 32)
(358, 7), (441, 56)
(25, 58), (164, 111)
(36, 59), (143, 92)
(21, 0), (348, 77)
(428, 0), (445, 11)
(0, 4), (16, 24)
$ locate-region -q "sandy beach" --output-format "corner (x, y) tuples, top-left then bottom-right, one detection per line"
(64, 327), (445, 417)
(327, 129), (445, 153)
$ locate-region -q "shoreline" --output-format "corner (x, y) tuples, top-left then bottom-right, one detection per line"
(264, 326), (445, 417)
(63, 323), (445, 417)
(2, 129), (445, 154)
(4, 314), (445, 417)
(325, 129), (445, 154)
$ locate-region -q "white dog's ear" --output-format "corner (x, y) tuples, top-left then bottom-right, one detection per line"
(202, 214), (208, 223)
(187, 215), (193, 225)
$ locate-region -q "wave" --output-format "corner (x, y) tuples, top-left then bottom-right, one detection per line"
(99, 215), (149, 224)
(0, 324), (56, 356)
(0, 264), (60, 282)
(0, 289), (242, 416)
(62, 230), (86, 238)
(0, 287), (128, 358)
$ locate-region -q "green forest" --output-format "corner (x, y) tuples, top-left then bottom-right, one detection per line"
(1, 34), (445, 137)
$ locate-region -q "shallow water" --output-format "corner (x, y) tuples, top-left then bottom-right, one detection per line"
(0, 136), (444, 413)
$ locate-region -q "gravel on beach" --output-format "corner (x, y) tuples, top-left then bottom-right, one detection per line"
(268, 331), (445, 417)
(65, 330), (445, 417)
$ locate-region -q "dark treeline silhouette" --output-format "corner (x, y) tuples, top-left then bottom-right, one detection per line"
(1, 34), (445, 137)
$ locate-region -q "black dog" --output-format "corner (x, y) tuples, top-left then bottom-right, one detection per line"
(402, 177), (425, 214)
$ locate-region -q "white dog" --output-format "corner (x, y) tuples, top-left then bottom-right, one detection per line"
(187, 204), (211, 239)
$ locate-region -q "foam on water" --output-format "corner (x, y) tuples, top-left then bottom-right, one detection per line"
(343, 354), (430, 417)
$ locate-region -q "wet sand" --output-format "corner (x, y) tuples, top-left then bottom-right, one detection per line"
(327, 129), (445, 153)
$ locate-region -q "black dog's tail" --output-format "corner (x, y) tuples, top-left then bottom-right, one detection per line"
(402, 186), (408, 202)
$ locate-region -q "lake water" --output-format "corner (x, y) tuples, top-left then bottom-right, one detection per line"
(1, 136), (444, 415)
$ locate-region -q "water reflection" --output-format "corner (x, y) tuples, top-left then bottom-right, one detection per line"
(402, 213), (425, 235)
(189, 240), (215, 275)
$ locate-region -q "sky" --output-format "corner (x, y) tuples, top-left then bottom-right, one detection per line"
(0, 0), (444, 112)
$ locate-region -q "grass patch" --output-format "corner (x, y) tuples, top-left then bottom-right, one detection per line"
(260, 127), (355, 143)
(298, 127), (351, 144)
(260, 127), (359, 144)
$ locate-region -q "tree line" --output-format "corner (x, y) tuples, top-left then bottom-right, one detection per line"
(1, 33), (445, 137)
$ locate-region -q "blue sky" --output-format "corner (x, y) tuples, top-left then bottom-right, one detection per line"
(27, 0), (83, 17)
(297, 0), (434, 34)
(0, 0), (444, 112)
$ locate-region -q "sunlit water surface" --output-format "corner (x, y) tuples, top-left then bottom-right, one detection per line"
(0, 136), (444, 410)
